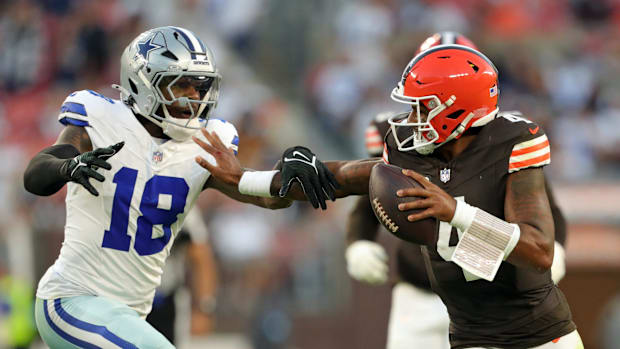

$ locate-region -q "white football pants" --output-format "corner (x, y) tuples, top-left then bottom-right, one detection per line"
(386, 282), (450, 349)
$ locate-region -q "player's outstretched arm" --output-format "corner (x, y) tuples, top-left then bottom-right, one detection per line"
(194, 129), (378, 208)
(23, 125), (124, 196)
(195, 129), (330, 209)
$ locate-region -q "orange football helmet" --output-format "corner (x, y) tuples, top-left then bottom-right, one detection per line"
(389, 45), (499, 154)
(416, 31), (478, 55)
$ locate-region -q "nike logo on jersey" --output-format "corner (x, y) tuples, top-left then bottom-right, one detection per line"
(528, 126), (539, 135)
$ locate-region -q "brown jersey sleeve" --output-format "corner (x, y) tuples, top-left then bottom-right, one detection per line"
(504, 118), (551, 173)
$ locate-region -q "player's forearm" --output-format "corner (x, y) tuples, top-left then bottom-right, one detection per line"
(23, 144), (80, 196)
(504, 168), (555, 272)
(545, 178), (567, 246)
(259, 195), (294, 210)
(329, 158), (379, 197)
(505, 223), (554, 272)
(271, 159), (377, 201)
(346, 195), (381, 245)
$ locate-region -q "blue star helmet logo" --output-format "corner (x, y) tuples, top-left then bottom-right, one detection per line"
(138, 35), (164, 59)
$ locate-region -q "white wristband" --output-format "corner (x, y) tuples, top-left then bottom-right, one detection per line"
(449, 200), (521, 281)
(450, 199), (477, 232)
(238, 170), (279, 197)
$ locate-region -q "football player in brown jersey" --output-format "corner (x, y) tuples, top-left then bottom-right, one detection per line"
(195, 45), (582, 348)
(346, 32), (569, 349)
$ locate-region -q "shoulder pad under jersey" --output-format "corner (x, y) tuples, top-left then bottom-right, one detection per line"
(204, 117), (240, 155)
(58, 90), (118, 127)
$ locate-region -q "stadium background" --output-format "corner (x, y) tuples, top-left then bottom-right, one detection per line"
(0, 0), (619, 348)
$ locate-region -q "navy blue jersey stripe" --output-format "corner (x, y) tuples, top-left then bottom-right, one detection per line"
(231, 135), (239, 155)
(61, 102), (87, 116)
(59, 117), (89, 127)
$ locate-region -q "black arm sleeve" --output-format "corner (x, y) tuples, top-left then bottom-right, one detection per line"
(23, 144), (80, 196)
(544, 176), (567, 246)
(346, 195), (381, 245)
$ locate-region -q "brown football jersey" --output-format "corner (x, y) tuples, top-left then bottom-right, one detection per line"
(364, 112), (568, 293)
(383, 113), (575, 348)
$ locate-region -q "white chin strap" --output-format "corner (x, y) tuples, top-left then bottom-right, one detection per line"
(162, 117), (202, 141)
(160, 105), (203, 141)
(415, 143), (437, 155)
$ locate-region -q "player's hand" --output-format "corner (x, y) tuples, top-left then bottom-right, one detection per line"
(396, 169), (457, 222)
(193, 129), (243, 187)
(60, 142), (124, 196)
(279, 146), (339, 210)
(345, 240), (388, 285)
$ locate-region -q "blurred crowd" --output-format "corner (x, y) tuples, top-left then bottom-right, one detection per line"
(0, 0), (619, 348)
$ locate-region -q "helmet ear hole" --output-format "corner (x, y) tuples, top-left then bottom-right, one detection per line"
(445, 109), (465, 119)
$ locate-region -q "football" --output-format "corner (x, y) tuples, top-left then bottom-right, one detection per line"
(369, 163), (438, 245)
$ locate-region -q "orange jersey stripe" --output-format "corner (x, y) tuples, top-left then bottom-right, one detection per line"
(365, 141), (384, 148)
(509, 152), (550, 170)
(382, 144), (389, 164)
(511, 139), (549, 157)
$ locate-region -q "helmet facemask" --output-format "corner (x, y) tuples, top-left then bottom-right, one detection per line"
(151, 72), (220, 141)
(389, 85), (456, 154)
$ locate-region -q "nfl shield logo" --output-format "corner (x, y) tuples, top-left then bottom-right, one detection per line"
(440, 168), (451, 183)
(152, 151), (163, 163)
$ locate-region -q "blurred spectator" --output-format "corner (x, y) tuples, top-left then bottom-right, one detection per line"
(54, 1), (112, 86)
(0, 0), (48, 93)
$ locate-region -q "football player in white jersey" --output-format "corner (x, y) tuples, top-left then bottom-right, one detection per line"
(24, 26), (337, 349)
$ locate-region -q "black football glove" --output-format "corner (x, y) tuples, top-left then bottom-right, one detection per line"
(278, 146), (340, 210)
(59, 142), (125, 196)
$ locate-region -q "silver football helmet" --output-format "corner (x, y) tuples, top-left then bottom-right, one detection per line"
(117, 26), (220, 141)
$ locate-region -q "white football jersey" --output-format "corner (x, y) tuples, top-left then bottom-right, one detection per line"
(36, 90), (239, 317)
